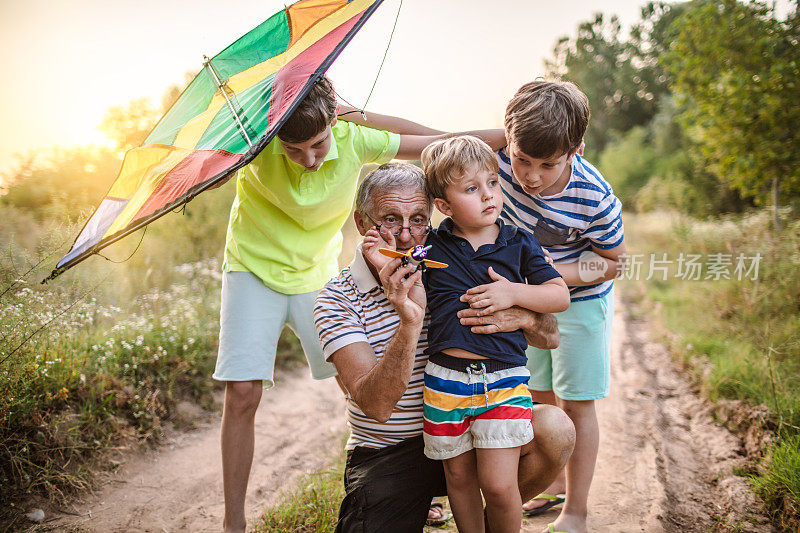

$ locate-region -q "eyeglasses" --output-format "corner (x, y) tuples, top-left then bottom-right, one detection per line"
(366, 214), (431, 236)
(376, 223), (431, 237)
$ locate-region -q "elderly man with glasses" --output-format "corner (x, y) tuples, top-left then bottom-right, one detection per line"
(314, 163), (576, 532)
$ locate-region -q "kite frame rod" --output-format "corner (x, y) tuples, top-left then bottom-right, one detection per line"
(203, 55), (254, 148)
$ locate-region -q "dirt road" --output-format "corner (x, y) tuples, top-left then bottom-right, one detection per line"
(49, 294), (771, 532)
(520, 294), (771, 532)
(48, 373), (347, 532)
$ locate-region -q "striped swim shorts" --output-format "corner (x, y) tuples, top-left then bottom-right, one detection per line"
(422, 352), (534, 461)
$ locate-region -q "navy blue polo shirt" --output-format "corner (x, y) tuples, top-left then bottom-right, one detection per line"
(422, 218), (561, 365)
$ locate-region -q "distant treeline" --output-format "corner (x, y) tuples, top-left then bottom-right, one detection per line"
(0, 75), (184, 221)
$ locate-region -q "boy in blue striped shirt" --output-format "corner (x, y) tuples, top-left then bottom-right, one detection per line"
(495, 80), (626, 533)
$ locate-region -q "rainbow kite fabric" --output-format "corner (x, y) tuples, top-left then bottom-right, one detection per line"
(47, 0), (384, 282)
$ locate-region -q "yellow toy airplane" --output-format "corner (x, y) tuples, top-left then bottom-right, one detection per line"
(379, 245), (448, 271)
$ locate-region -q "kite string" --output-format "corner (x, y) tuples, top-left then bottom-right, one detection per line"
(96, 226), (147, 264)
(92, 201), (181, 267)
(335, 0), (403, 116)
(95, 201), (184, 265)
(335, 91), (368, 119)
(363, 0), (403, 110)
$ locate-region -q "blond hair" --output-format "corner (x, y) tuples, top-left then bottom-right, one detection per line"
(504, 79), (589, 159)
(421, 135), (499, 200)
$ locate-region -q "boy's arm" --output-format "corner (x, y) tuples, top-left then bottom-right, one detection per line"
(396, 129), (506, 160)
(337, 105), (506, 159)
(559, 190), (625, 286)
(555, 242), (627, 287)
(461, 267), (570, 315)
(338, 104), (446, 135)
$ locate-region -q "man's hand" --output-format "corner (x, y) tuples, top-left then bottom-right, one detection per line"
(458, 307), (560, 350)
(458, 305), (532, 335)
(460, 267), (516, 316)
(362, 227), (394, 271)
(378, 258), (426, 326)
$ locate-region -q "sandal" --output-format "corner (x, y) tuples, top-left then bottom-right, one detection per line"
(522, 493), (565, 517)
(426, 502), (453, 527)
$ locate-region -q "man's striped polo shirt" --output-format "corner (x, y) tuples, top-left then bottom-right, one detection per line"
(314, 246), (429, 450)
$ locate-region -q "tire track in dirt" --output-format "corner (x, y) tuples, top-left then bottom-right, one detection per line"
(522, 292), (772, 532)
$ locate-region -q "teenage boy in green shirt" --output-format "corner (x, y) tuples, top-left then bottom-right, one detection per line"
(213, 76), (503, 532)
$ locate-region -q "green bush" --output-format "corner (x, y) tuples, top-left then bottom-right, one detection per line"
(598, 126), (656, 208)
(752, 433), (800, 530)
(0, 170), (238, 525)
(596, 98), (751, 216)
(0, 260), (221, 511)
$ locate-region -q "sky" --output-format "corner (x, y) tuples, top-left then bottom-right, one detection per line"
(0, 0), (665, 176)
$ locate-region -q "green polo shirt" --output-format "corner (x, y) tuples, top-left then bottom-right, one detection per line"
(223, 120), (400, 294)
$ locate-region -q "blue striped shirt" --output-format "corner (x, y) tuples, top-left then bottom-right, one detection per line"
(497, 150), (624, 302)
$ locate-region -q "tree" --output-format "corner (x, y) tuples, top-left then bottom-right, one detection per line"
(97, 71), (194, 153)
(98, 97), (160, 152)
(662, 0), (800, 229)
(545, 7), (678, 155)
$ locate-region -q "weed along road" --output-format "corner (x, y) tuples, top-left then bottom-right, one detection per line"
(51, 293), (771, 532)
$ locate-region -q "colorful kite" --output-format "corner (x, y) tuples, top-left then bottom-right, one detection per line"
(45, 0), (384, 282)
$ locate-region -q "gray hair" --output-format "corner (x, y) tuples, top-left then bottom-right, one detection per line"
(355, 162), (432, 215)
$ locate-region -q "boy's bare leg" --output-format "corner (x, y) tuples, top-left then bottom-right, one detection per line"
(476, 447), (522, 533)
(522, 390), (567, 513)
(549, 399), (598, 533)
(530, 390), (557, 404)
(443, 450), (485, 533)
(221, 380), (263, 533)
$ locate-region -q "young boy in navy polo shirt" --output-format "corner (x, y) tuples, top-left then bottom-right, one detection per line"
(420, 136), (570, 533)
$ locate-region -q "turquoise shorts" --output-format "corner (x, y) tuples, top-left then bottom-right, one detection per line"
(526, 287), (614, 401)
(213, 271), (337, 388)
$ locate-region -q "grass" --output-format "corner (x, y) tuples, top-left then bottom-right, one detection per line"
(621, 209), (800, 530)
(253, 452), (346, 533)
(0, 259), (223, 527)
(0, 249), (310, 529)
(0, 178), (311, 529)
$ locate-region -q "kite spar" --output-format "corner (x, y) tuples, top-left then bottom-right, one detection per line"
(45, 0), (385, 283)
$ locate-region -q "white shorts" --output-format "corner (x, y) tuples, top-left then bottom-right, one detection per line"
(213, 271), (337, 388)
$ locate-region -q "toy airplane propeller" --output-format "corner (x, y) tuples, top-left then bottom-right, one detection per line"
(379, 245), (448, 271)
